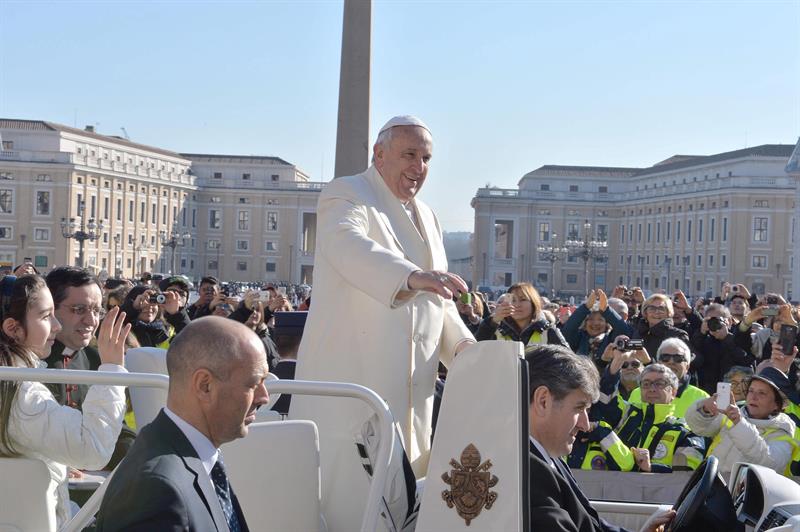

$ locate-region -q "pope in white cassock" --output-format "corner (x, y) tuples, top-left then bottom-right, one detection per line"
(291, 116), (476, 530)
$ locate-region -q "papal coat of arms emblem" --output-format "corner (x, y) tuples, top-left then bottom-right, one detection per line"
(441, 443), (499, 525)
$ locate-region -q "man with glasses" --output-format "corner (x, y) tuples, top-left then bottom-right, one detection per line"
(597, 360), (706, 473)
(625, 338), (709, 418)
(159, 275), (192, 310)
(44, 266), (136, 469)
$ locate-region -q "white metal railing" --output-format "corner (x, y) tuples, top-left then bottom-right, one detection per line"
(0, 368), (393, 532)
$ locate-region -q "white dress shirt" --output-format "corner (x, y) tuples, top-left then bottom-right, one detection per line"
(163, 406), (219, 476)
(530, 436), (558, 472)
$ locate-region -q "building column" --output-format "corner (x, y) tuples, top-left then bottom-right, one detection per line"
(787, 138), (800, 301)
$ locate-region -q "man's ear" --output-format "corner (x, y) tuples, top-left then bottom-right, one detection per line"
(373, 142), (384, 169)
(531, 385), (551, 418)
(2, 317), (23, 342)
(191, 368), (215, 403)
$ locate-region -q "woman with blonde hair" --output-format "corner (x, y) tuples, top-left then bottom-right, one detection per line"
(634, 293), (690, 358)
(476, 282), (568, 352)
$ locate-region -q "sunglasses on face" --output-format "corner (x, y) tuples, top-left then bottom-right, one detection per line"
(621, 360), (641, 369)
(658, 354), (687, 364)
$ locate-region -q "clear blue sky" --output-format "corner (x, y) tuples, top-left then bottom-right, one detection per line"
(2, 1), (798, 232)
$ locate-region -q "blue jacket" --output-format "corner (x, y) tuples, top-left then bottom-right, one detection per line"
(562, 306), (633, 362)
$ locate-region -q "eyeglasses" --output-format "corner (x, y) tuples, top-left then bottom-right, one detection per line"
(658, 354), (687, 364)
(646, 305), (669, 314)
(65, 304), (104, 318)
(640, 379), (671, 390)
(729, 380), (746, 391)
(621, 360), (641, 369)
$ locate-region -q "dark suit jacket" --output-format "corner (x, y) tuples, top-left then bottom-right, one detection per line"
(270, 360), (296, 415)
(95, 411), (248, 532)
(529, 443), (629, 532)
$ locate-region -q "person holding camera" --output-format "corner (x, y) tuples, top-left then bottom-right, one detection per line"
(632, 294), (690, 358)
(670, 290), (703, 339)
(625, 338), (709, 418)
(475, 282), (568, 350)
(455, 292), (485, 335)
(685, 369), (796, 477)
(186, 276), (219, 320)
(562, 289), (633, 370)
(120, 285), (190, 348)
(691, 303), (754, 394)
(611, 285), (644, 325)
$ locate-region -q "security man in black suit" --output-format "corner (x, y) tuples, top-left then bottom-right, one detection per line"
(96, 317), (270, 531)
(526, 345), (675, 532)
(270, 311), (306, 415)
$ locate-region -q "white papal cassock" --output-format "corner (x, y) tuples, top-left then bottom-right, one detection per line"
(291, 164), (473, 531)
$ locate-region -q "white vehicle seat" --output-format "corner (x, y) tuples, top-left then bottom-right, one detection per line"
(223, 420), (325, 532)
(0, 457), (56, 531)
(124, 347), (168, 427)
(416, 341), (528, 531)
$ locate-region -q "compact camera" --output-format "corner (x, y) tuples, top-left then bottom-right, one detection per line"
(707, 316), (725, 332)
(148, 293), (167, 304)
(731, 285), (740, 294)
(762, 305), (779, 317)
(614, 337), (643, 351)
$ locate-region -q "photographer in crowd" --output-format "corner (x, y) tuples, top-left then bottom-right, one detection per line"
(691, 303), (754, 394)
(120, 286), (189, 349)
(186, 276), (219, 320)
(561, 289), (633, 370)
(670, 291), (702, 339)
(685, 369), (796, 477)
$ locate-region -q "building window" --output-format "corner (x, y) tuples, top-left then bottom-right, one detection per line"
(698, 219), (703, 242)
(267, 212), (278, 231)
(538, 222), (550, 242)
(722, 218), (728, 241)
(753, 217), (768, 242)
(90, 196), (96, 218)
(687, 220), (692, 242)
(213, 172), (222, 179)
(710, 218), (715, 241)
(236, 240), (249, 251)
(35, 191), (50, 215)
(0, 189), (13, 213)
(140, 201), (146, 223)
(237, 261), (247, 271)
(0, 227), (12, 239)
(721, 255), (727, 267)
(596, 224), (608, 242)
(599, 186), (608, 193)
(271, 174), (279, 182)
(208, 260), (219, 270)
(754, 199), (769, 207)
(566, 274), (577, 284)
(36, 174), (51, 182)
(647, 223), (651, 243)
(116, 199), (122, 221)
(1, 141), (13, 150)
(540, 184), (550, 191)
(238, 210), (250, 231)
(569, 185), (579, 192)
(628, 224), (633, 241)
(209, 209), (222, 229)
(697, 255), (702, 267)
(666, 221), (671, 240)
(242, 173), (251, 180)
(620, 224), (625, 243)
(192, 209), (196, 228)
(266, 262), (277, 273)
(637, 224), (642, 242)
(709, 255), (714, 267)
(34, 228), (49, 241)
(151, 203), (157, 224)
(752, 255), (767, 268)
(104, 197), (110, 220)
(34, 255), (48, 268)
(265, 241), (277, 252)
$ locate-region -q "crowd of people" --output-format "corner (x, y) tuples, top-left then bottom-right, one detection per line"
(1, 114), (798, 531)
(456, 281), (800, 480)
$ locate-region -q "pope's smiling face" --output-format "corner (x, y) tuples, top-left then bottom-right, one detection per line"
(374, 125), (433, 203)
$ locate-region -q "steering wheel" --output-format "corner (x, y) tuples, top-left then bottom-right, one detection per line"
(667, 456), (719, 532)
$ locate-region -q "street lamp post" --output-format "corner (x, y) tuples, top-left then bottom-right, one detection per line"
(159, 229), (191, 274)
(113, 234), (121, 277)
(565, 220), (608, 294)
(537, 232), (568, 299)
(60, 200), (103, 268)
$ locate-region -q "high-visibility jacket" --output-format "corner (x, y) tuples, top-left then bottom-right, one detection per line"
(567, 421), (630, 471)
(627, 380), (709, 419)
(611, 402), (706, 473)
